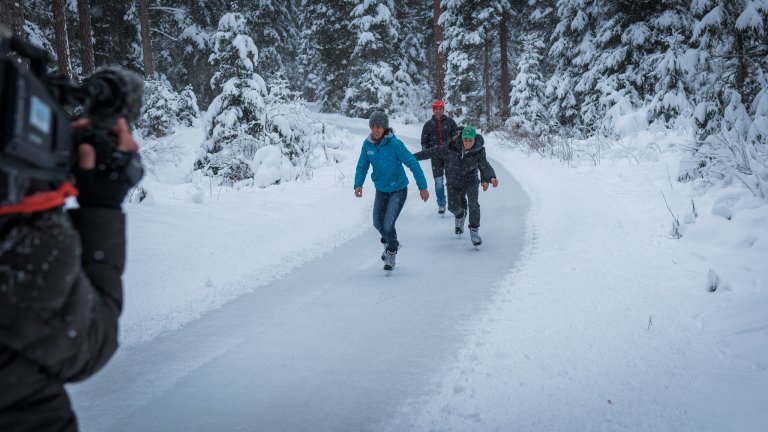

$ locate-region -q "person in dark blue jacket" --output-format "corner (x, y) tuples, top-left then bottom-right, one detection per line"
(354, 111), (429, 271)
(420, 100), (458, 215)
(414, 125), (498, 246)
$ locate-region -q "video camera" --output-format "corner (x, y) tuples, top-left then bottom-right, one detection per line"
(0, 27), (144, 205)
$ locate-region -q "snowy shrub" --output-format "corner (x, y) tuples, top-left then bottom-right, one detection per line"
(137, 79), (201, 139)
(684, 89), (768, 198)
(195, 12), (269, 183)
(137, 77), (179, 138)
(250, 145), (292, 188)
(263, 78), (316, 171)
(177, 85), (200, 127)
(139, 135), (183, 176)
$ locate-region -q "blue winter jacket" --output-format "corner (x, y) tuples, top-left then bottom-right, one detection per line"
(354, 132), (428, 193)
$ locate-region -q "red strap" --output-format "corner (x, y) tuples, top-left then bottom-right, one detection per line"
(0, 182), (79, 215)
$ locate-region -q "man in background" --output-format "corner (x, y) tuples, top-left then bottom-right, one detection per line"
(420, 100), (458, 214)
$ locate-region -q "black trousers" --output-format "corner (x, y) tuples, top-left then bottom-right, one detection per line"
(447, 181), (480, 228)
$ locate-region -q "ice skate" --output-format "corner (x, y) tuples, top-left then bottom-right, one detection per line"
(454, 212), (466, 235)
(470, 227), (482, 246)
(383, 250), (397, 271)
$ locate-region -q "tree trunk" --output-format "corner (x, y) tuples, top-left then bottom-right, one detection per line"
(483, 35), (492, 127)
(138, 0), (153, 79)
(432, 0), (444, 102)
(52, 0), (70, 78)
(499, 12), (511, 121)
(735, 30), (746, 96)
(0, 0), (25, 39)
(77, 0), (95, 76)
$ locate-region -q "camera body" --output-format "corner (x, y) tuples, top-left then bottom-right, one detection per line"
(0, 29), (143, 205)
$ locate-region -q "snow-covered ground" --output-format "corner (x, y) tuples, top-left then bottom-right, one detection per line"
(69, 112), (767, 431)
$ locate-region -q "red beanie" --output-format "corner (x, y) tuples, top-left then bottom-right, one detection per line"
(432, 100), (445, 111)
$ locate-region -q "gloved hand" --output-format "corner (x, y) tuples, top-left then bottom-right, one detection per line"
(73, 118), (143, 209)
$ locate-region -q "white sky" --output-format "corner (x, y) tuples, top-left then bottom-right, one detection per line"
(69, 110), (768, 432)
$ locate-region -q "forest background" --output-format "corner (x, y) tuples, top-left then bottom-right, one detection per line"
(2, 0), (766, 196)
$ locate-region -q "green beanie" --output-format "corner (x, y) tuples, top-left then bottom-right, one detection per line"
(461, 125), (476, 140)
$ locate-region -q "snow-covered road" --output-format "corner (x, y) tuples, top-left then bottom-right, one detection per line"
(69, 159), (529, 431)
(64, 112), (768, 432)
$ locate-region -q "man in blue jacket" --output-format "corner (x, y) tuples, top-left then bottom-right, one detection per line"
(354, 111), (429, 271)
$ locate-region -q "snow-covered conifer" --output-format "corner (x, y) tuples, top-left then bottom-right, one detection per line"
(508, 33), (549, 135)
(681, 0), (768, 183)
(301, 0), (356, 112)
(342, 0), (399, 118)
(177, 85), (200, 127)
(390, 4), (430, 124)
(137, 76), (179, 138)
(440, 0), (491, 121)
(640, 3), (695, 126)
(243, 1), (301, 87)
(195, 12), (268, 182)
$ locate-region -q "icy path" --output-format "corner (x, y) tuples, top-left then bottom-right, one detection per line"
(69, 163), (528, 432)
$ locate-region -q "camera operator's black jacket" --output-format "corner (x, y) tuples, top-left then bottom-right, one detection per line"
(0, 207), (125, 432)
(413, 132), (496, 189)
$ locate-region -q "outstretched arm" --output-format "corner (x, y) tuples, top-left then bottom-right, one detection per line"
(395, 140), (429, 201)
(413, 145), (446, 161)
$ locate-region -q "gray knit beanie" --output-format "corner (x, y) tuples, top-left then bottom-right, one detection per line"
(369, 111), (389, 129)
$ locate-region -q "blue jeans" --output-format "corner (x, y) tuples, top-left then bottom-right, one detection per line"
(434, 175), (446, 207)
(373, 188), (408, 252)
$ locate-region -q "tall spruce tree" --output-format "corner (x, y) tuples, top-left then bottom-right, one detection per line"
(195, 12), (269, 182)
(148, 0), (229, 107)
(391, 2), (431, 123)
(690, 0), (768, 128)
(243, 1), (301, 87)
(508, 33), (549, 135)
(681, 0), (768, 186)
(441, 0), (492, 122)
(89, 0), (140, 71)
(342, 0), (399, 118)
(643, 3), (695, 126)
(506, 0), (557, 133)
(302, 0), (355, 112)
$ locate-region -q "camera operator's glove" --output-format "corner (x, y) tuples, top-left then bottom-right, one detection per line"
(75, 151), (144, 209)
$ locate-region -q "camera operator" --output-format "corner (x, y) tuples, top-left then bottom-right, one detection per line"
(0, 116), (140, 432)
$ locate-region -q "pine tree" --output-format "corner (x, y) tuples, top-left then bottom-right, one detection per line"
(440, 0), (491, 122)
(390, 2), (431, 123)
(643, 3), (695, 126)
(242, 1), (301, 88)
(302, 0), (356, 112)
(177, 85), (200, 127)
(508, 33), (549, 135)
(148, 0), (229, 107)
(506, 0), (557, 133)
(89, 0), (140, 71)
(342, 0), (399, 118)
(195, 12), (269, 182)
(0, 1), (25, 37)
(137, 76), (179, 138)
(681, 0), (768, 190)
